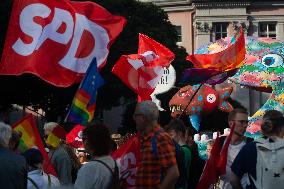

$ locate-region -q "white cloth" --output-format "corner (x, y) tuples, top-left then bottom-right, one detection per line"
(27, 170), (60, 189)
(219, 141), (248, 189)
(74, 155), (115, 189)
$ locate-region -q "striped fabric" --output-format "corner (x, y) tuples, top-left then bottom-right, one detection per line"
(66, 58), (104, 125)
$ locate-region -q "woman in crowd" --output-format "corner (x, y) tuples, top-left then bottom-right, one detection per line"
(74, 123), (119, 189)
(23, 148), (60, 189)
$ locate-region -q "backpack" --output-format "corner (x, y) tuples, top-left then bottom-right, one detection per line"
(151, 131), (188, 189)
(94, 159), (121, 189)
(251, 138), (284, 189)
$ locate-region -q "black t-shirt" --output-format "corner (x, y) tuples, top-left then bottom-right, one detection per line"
(231, 142), (257, 189)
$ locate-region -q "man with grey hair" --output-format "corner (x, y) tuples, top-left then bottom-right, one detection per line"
(133, 101), (179, 189)
(0, 122), (27, 189)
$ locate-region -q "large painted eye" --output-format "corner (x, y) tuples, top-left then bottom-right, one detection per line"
(261, 54), (283, 67)
(206, 94), (216, 103)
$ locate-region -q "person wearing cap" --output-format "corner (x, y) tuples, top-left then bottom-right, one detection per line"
(44, 122), (73, 185)
(23, 148), (60, 189)
(0, 122), (27, 189)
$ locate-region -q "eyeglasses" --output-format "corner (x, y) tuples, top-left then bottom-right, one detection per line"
(232, 120), (249, 124)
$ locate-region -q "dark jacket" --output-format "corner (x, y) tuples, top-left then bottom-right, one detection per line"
(0, 147), (27, 189)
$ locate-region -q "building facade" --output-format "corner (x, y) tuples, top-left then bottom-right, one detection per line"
(141, 0), (284, 114)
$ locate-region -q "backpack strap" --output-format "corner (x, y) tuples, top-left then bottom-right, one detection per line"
(47, 174), (51, 189)
(27, 177), (40, 189)
(93, 159), (118, 177)
(151, 130), (161, 157)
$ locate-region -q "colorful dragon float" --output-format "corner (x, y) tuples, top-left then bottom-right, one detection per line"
(170, 31), (284, 135)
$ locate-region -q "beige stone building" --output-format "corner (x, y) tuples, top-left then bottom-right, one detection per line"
(140, 0), (284, 114)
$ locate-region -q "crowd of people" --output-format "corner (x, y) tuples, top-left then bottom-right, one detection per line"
(0, 100), (284, 189)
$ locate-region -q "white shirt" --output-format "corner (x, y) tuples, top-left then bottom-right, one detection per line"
(219, 141), (248, 189)
(27, 170), (60, 189)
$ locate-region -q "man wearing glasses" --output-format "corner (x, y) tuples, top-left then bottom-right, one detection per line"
(218, 108), (252, 189)
(230, 110), (284, 189)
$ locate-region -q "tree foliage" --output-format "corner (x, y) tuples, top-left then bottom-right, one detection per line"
(0, 0), (190, 123)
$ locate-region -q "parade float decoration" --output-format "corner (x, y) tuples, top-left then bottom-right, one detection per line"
(169, 28), (245, 131)
(189, 33), (284, 135)
(169, 85), (233, 131)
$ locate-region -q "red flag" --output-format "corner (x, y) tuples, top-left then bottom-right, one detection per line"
(112, 34), (175, 101)
(0, 0), (126, 87)
(13, 114), (57, 176)
(217, 125), (235, 175)
(66, 124), (84, 149)
(138, 33), (175, 67)
(196, 134), (222, 189)
(112, 134), (141, 189)
(186, 28), (245, 71)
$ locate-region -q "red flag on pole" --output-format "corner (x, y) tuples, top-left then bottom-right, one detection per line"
(0, 0), (126, 87)
(112, 34), (175, 101)
(112, 134), (141, 189)
(217, 125), (235, 175)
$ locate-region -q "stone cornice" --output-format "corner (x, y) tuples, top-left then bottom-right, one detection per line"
(154, 0), (192, 6)
(163, 6), (194, 12)
(194, 3), (250, 8)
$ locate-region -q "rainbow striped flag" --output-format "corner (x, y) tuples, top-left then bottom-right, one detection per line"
(13, 114), (57, 176)
(66, 58), (105, 125)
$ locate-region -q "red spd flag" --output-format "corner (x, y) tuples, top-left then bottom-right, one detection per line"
(112, 135), (141, 189)
(0, 0), (126, 87)
(66, 124), (84, 149)
(112, 34), (175, 101)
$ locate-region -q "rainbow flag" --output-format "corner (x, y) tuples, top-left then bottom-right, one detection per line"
(13, 114), (57, 176)
(66, 58), (105, 125)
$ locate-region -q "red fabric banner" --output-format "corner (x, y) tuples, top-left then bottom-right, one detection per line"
(0, 0), (126, 87)
(112, 134), (141, 189)
(112, 33), (175, 101)
(186, 28), (245, 71)
(66, 124), (84, 149)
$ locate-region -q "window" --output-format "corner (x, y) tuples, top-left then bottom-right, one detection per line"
(213, 23), (228, 40)
(259, 22), (276, 39)
(175, 25), (182, 42)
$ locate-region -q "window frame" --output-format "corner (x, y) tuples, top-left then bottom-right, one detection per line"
(213, 22), (229, 40)
(258, 22), (277, 39)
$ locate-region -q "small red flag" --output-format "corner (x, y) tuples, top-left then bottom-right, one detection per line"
(66, 125), (84, 149)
